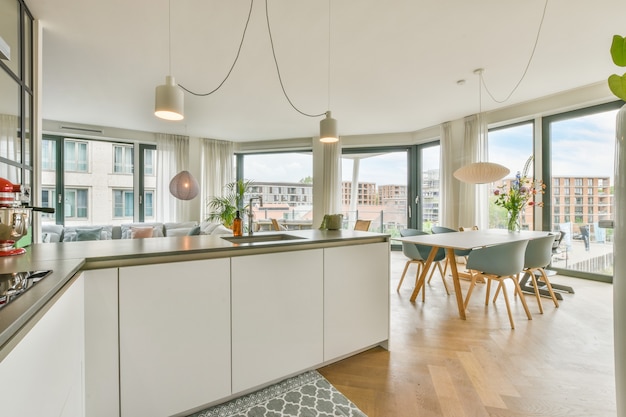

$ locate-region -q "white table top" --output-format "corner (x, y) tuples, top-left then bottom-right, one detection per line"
(395, 229), (552, 250)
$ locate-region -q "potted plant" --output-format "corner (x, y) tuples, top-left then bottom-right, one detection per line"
(207, 179), (254, 228)
(609, 35), (626, 101)
(609, 34), (626, 417)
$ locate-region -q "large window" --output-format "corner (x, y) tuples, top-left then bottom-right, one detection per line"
(42, 136), (156, 227)
(341, 142), (439, 239)
(64, 188), (88, 219)
(544, 102), (619, 280)
(64, 140), (88, 172)
(488, 122), (535, 229)
(238, 152), (313, 230)
(113, 189), (134, 218)
(114, 144), (134, 174)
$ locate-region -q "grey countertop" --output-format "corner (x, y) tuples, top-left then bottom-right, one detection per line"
(0, 229), (388, 352)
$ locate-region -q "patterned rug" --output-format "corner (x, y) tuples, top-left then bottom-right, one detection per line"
(187, 370), (367, 417)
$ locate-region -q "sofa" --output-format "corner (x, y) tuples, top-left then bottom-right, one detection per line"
(41, 221), (232, 243)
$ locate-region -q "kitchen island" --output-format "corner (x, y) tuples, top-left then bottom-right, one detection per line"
(0, 229), (390, 417)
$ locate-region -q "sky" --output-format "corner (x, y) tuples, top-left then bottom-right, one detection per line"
(243, 107), (619, 185)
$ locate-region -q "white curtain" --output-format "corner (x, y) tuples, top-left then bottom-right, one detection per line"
(200, 138), (234, 221)
(458, 114), (489, 229)
(156, 133), (189, 222)
(439, 122), (456, 228)
(322, 139), (342, 215)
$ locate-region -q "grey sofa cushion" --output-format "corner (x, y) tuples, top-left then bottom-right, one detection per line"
(41, 224), (64, 243)
(120, 222), (164, 239)
(63, 225), (113, 241)
(164, 221), (198, 237)
(76, 227), (103, 241)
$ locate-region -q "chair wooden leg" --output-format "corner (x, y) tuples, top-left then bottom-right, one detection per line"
(511, 275), (533, 321)
(397, 260), (412, 291)
(412, 263), (425, 302)
(436, 262), (450, 295)
(538, 268), (560, 308)
(526, 268), (544, 314)
(464, 276), (477, 309)
(484, 279), (492, 305)
(499, 279), (516, 329)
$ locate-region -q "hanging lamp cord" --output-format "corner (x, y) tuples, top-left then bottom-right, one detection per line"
(177, 0), (327, 119)
(265, 0), (326, 118)
(178, 0), (254, 97)
(479, 0), (549, 104)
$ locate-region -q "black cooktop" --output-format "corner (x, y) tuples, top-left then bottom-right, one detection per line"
(0, 270), (52, 310)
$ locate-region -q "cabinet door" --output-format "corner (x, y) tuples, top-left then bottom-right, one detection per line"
(231, 249), (324, 393)
(119, 259), (231, 417)
(324, 242), (390, 360)
(0, 273), (85, 417)
(84, 268), (119, 417)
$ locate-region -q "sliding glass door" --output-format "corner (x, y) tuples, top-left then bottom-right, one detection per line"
(543, 101), (620, 281)
(341, 142), (440, 240)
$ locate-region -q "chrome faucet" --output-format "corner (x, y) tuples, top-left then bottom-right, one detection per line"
(248, 196), (263, 235)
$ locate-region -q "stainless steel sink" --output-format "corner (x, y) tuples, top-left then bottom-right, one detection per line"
(221, 233), (306, 244)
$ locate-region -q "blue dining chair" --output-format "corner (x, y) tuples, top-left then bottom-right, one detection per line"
(397, 229), (449, 300)
(465, 239), (531, 329)
(523, 234), (559, 312)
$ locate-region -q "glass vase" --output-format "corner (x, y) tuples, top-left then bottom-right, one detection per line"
(507, 210), (521, 232)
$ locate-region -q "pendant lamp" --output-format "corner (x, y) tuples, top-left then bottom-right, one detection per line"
(155, 75), (184, 121)
(155, 0), (184, 121)
(453, 162), (510, 184)
(320, 111), (338, 143)
(169, 170), (199, 200)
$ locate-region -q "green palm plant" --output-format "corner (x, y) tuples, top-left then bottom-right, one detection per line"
(207, 179), (254, 227)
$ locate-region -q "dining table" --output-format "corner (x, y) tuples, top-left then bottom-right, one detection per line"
(395, 229), (552, 319)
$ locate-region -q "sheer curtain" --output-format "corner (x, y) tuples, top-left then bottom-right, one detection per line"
(322, 139), (342, 216)
(458, 114), (489, 229)
(200, 138), (234, 221)
(156, 133), (189, 222)
(439, 122), (456, 228)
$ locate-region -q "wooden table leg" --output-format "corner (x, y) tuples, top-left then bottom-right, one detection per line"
(410, 246), (438, 302)
(446, 248), (467, 320)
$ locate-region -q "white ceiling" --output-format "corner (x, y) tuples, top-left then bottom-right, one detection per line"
(26, 0), (626, 142)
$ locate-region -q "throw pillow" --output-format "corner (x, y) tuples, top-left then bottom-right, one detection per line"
(211, 225), (233, 235)
(76, 227), (103, 241)
(130, 226), (154, 239)
(187, 225), (201, 236)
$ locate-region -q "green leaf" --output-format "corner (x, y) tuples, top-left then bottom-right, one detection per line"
(608, 73), (626, 101)
(611, 35), (626, 67)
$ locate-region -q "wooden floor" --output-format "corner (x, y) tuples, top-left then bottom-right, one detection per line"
(319, 250), (616, 417)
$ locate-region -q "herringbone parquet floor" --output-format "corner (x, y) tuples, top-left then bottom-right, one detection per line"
(319, 250), (615, 417)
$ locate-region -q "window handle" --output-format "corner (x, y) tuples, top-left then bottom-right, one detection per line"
(58, 194), (62, 204)
(139, 195), (143, 205)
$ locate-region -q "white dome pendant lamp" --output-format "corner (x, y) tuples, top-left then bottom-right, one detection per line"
(155, 0), (184, 121)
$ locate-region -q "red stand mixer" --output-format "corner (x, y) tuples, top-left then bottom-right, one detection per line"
(0, 177), (54, 255)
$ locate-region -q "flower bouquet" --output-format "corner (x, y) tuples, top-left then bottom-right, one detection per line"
(493, 156), (545, 231)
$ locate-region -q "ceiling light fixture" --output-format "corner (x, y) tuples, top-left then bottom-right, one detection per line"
(453, 162), (510, 184)
(155, 0), (184, 121)
(170, 0), (339, 141)
(454, 68), (510, 184)
(265, 0), (338, 143)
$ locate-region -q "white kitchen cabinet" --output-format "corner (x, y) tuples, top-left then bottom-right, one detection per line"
(324, 242), (390, 360)
(0, 273), (85, 417)
(118, 259), (231, 417)
(231, 249), (324, 393)
(83, 268), (119, 417)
